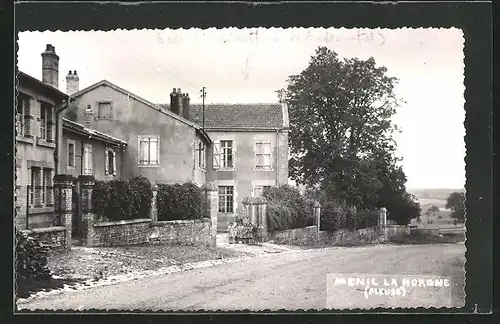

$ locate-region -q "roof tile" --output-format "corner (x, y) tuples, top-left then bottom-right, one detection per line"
(157, 103), (283, 130)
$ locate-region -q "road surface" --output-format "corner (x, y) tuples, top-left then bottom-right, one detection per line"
(19, 243), (465, 311)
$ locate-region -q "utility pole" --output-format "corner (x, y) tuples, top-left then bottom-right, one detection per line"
(200, 86), (206, 130)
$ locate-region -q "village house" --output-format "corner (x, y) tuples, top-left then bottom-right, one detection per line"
(15, 45), (131, 231)
(63, 81), (212, 187)
(15, 45), (69, 230)
(159, 102), (290, 231)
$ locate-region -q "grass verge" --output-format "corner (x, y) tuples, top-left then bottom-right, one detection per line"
(388, 232), (465, 245)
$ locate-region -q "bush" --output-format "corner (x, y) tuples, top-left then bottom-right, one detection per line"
(263, 185), (313, 232)
(320, 201), (377, 232)
(355, 210), (379, 229)
(157, 182), (202, 221)
(92, 176), (152, 221)
(267, 202), (294, 232)
(15, 229), (51, 281)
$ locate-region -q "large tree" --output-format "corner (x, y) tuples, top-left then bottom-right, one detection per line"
(284, 46), (417, 223)
(446, 192), (466, 222)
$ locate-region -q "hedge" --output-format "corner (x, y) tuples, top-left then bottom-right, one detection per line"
(15, 229), (51, 281)
(157, 182), (202, 221)
(92, 176), (153, 221)
(320, 201), (379, 232)
(263, 185), (314, 233)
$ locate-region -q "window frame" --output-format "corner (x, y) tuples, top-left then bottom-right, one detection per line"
(83, 143), (93, 175)
(39, 102), (48, 140)
(220, 140), (234, 169)
(105, 147), (117, 176)
(67, 139), (76, 169)
(218, 186), (234, 213)
(16, 96), (24, 136)
(197, 141), (206, 170)
(254, 141), (273, 170)
(97, 101), (113, 120)
(137, 135), (160, 167)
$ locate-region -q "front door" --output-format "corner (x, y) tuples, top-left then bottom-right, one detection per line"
(217, 185), (234, 232)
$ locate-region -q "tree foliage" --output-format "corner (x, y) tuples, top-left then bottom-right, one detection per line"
(284, 46), (419, 224)
(445, 192), (465, 222)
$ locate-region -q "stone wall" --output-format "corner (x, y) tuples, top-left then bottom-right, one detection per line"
(93, 219), (152, 247)
(90, 218), (212, 247)
(386, 225), (411, 237)
(271, 225), (319, 245)
(319, 226), (380, 245)
(149, 219), (211, 246)
(21, 226), (66, 250)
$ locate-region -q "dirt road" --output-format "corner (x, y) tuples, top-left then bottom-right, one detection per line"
(18, 243), (465, 311)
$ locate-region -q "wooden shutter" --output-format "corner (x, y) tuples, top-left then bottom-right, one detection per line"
(105, 149), (109, 175)
(35, 101), (41, 138)
(83, 146), (89, 174)
(112, 151), (117, 176)
(87, 145), (93, 174)
(213, 140), (220, 169)
(232, 140), (237, 169)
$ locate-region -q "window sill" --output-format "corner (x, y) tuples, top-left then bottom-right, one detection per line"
(253, 168), (274, 172)
(29, 206), (54, 214)
(215, 168), (236, 172)
(138, 164), (160, 168)
(16, 136), (34, 145)
(36, 138), (56, 148)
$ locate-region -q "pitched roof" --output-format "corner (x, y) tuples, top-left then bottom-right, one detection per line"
(63, 118), (128, 147)
(71, 80), (201, 129)
(18, 71), (69, 100)
(157, 103), (285, 131)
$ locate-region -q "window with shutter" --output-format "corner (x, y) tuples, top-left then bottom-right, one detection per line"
(67, 140), (76, 168)
(97, 102), (113, 119)
(83, 144), (93, 175)
(255, 141), (272, 169)
(220, 140), (233, 168)
(138, 135), (160, 166)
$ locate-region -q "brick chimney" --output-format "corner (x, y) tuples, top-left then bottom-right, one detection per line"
(66, 70), (79, 95)
(182, 93), (190, 120)
(170, 88), (180, 115)
(41, 44), (59, 88)
(84, 105), (93, 129)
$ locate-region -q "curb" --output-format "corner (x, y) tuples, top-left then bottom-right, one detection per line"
(16, 255), (252, 306)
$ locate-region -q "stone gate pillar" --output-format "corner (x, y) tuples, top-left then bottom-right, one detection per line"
(256, 197), (268, 242)
(379, 207), (387, 241)
(54, 174), (74, 250)
(202, 182), (218, 248)
(79, 175), (95, 247)
(313, 201), (321, 241)
(150, 183), (159, 223)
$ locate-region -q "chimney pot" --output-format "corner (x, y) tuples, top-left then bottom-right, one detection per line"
(177, 88), (182, 94)
(41, 44), (60, 88)
(66, 68), (79, 95)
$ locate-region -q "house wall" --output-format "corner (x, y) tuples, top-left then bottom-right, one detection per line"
(205, 130), (289, 231)
(16, 84), (60, 229)
(60, 131), (124, 181)
(67, 84), (206, 185)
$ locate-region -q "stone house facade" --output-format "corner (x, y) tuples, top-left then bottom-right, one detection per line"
(60, 117), (128, 181)
(15, 45), (69, 229)
(64, 81), (212, 187)
(159, 102), (290, 231)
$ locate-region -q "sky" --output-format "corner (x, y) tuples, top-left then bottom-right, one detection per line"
(17, 28), (465, 189)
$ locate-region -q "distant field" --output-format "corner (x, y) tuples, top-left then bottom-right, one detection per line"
(408, 188), (465, 200)
(410, 197), (463, 229)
